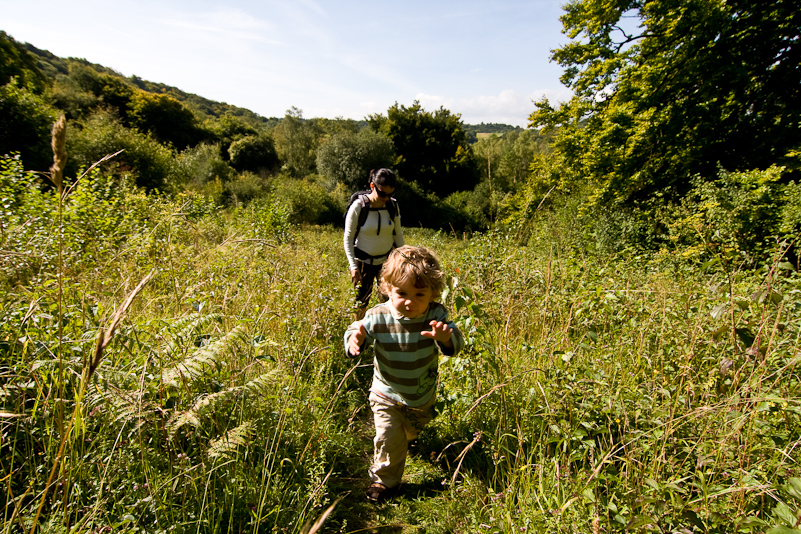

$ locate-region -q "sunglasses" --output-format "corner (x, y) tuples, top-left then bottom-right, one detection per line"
(374, 186), (395, 198)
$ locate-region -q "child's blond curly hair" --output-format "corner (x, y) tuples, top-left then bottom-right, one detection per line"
(379, 245), (447, 299)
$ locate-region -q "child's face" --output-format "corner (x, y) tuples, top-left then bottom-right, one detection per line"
(387, 280), (434, 319)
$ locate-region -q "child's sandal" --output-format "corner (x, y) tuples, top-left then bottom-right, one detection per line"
(365, 482), (388, 502)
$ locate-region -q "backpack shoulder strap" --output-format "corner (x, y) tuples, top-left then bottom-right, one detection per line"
(386, 198), (398, 220)
(354, 195), (371, 239)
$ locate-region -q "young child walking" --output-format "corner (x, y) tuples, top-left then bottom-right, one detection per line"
(344, 245), (464, 502)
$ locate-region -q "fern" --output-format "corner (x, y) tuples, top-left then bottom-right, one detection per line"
(167, 387), (242, 441)
(162, 324), (248, 386)
(167, 408), (201, 441)
(87, 384), (153, 430)
(207, 421), (253, 460)
(243, 368), (283, 395)
(160, 312), (223, 357)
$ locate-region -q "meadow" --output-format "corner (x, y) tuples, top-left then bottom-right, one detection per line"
(2, 155), (801, 534)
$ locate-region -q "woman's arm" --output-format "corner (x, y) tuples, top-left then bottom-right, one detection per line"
(343, 202), (361, 272)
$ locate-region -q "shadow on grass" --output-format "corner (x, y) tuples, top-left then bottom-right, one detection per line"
(397, 477), (448, 500)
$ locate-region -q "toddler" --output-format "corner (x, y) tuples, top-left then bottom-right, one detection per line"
(344, 245), (464, 502)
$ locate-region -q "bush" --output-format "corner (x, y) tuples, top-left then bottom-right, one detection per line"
(391, 177), (467, 231)
(68, 110), (178, 191)
(0, 79), (58, 172)
(177, 143), (235, 191)
(128, 91), (205, 149)
(664, 165), (798, 264)
(271, 174), (341, 225)
(233, 196), (293, 243)
(0, 153), (154, 285)
(222, 172), (269, 207)
(228, 135), (279, 173)
(315, 128), (395, 191)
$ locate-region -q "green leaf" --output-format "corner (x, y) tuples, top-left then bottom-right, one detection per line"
(735, 327), (755, 348)
(766, 527), (801, 534)
(625, 514), (656, 529)
(786, 478), (801, 501)
(711, 302), (729, 320)
(772, 502), (798, 526)
(736, 516), (766, 531)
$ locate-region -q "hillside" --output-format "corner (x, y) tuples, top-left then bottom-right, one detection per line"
(17, 36), (519, 136)
(20, 40), (279, 126)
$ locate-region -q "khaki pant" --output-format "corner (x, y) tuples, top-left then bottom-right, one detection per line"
(368, 391), (436, 488)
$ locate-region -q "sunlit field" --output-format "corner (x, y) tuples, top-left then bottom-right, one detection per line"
(2, 159), (800, 533)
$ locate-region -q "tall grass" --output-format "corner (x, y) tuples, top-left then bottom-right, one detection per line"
(2, 150), (800, 532)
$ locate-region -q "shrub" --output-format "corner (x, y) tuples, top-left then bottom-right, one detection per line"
(664, 166), (798, 265)
(177, 143), (235, 190)
(271, 174), (340, 225)
(0, 79), (58, 172)
(234, 195), (293, 243)
(127, 91), (205, 149)
(316, 128), (395, 191)
(68, 110), (179, 191)
(222, 171), (269, 207)
(228, 134), (279, 173)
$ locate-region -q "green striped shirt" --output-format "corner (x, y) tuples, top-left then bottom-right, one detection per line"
(345, 301), (464, 407)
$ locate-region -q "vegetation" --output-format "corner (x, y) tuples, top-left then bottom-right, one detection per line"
(528, 0), (800, 250)
(369, 101), (479, 198)
(1, 1), (801, 529)
(2, 145), (801, 532)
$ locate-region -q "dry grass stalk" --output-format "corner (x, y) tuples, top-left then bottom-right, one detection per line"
(89, 269), (156, 379)
(50, 115), (67, 193)
(300, 497), (342, 534)
(29, 269), (156, 534)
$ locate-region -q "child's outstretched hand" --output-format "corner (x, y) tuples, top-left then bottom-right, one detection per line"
(422, 320), (454, 349)
(348, 323), (368, 356)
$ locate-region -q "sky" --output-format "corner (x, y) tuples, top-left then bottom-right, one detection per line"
(2, 0), (574, 127)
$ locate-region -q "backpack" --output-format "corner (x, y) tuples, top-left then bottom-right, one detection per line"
(345, 191), (398, 241)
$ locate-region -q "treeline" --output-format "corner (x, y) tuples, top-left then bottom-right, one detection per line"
(524, 0), (801, 266)
(1, 31), (550, 233)
(3, 0), (801, 268)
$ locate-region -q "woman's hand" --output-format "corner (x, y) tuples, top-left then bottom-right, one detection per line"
(351, 269), (362, 285)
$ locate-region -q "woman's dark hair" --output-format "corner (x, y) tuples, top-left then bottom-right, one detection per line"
(370, 168), (397, 188)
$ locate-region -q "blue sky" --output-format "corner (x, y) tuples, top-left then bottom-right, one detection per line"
(2, 0), (573, 127)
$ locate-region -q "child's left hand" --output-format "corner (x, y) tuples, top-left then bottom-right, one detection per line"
(422, 320), (454, 348)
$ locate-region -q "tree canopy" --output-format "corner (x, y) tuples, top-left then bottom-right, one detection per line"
(128, 92), (205, 149)
(315, 128), (395, 191)
(369, 101), (479, 198)
(530, 0), (801, 204)
(0, 32), (48, 93)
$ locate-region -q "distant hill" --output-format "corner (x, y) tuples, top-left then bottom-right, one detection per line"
(21, 41), (279, 128)
(9, 33), (525, 140)
(463, 122), (529, 143)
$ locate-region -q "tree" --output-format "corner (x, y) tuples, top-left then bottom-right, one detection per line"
(51, 63), (136, 122)
(128, 92), (204, 149)
(369, 101), (479, 198)
(0, 79), (58, 172)
(0, 32), (48, 93)
(228, 135), (279, 173)
(530, 0), (801, 204)
(208, 113), (259, 147)
(272, 107), (323, 176)
(68, 110), (176, 191)
(315, 128), (395, 190)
